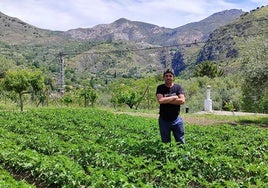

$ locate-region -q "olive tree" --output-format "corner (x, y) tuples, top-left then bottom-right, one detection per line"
(241, 47), (268, 113)
(2, 69), (45, 111)
(110, 80), (141, 109)
(79, 86), (98, 107)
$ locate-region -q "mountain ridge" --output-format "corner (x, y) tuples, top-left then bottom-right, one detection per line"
(0, 6), (267, 83)
(64, 9), (244, 46)
(0, 8), (245, 48)
(0, 11), (69, 45)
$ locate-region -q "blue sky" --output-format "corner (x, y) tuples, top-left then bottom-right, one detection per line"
(0, 0), (266, 31)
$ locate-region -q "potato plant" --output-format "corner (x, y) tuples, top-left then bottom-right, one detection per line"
(0, 108), (267, 187)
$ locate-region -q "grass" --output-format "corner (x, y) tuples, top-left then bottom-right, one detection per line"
(102, 105), (268, 127)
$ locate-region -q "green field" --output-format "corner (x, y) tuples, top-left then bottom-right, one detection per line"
(0, 108), (267, 187)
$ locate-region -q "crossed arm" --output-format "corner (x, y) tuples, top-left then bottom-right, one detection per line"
(156, 93), (185, 105)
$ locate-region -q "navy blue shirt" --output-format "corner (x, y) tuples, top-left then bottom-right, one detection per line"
(156, 84), (184, 121)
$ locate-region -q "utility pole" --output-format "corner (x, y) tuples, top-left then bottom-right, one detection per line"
(58, 52), (65, 94)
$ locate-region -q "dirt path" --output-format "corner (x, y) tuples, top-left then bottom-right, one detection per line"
(115, 111), (228, 125)
(115, 110), (268, 126)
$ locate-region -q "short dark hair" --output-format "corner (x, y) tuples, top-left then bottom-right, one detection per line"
(163, 69), (174, 76)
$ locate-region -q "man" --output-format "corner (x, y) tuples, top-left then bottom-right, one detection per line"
(156, 69), (186, 144)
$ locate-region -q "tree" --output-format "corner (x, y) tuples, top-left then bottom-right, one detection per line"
(193, 61), (224, 78)
(241, 62), (268, 112)
(0, 54), (14, 78)
(61, 93), (73, 107)
(79, 86), (98, 107)
(240, 45), (268, 113)
(2, 69), (45, 111)
(110, 83), (140, 109)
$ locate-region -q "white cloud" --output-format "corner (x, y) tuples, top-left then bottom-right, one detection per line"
(0, 0), (265, 31)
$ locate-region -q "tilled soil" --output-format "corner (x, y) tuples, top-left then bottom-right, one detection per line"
(116, 110), (268, 126)
(115, 111), (232, 126)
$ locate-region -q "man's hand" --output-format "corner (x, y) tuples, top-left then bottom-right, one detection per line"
(170, 94), (185, 105)
(157, 94), (185, 105)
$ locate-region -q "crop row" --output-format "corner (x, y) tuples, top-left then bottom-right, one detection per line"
(0, 108), (267, 187)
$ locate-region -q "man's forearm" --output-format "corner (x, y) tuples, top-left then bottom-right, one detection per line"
(169, 98), (185, 105)
(169, 94), (185, 105)
(158, 95), (178, 104)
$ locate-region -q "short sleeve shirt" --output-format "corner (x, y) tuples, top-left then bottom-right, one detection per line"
(156, 84), (184, 121)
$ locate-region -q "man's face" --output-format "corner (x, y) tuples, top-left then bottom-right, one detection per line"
(164, 73), (174, 84)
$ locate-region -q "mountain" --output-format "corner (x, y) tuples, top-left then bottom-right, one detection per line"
(61, 9), (244, 77)
(1, 6), (266, 85)
(195, 5), (268, 74)
(65, 9), (244, 46)
(0, 12), (68, 45)
(65, 18), (170, 45)
(170, 9), (245, 45)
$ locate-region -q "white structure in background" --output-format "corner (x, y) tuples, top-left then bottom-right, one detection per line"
(204, 85), (213, 112)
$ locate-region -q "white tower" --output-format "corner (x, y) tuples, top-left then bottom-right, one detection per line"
(204, 85), (212, 112)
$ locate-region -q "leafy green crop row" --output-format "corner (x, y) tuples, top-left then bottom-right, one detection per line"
(0, 166), (35, 188)
(0, 108), (267, 187)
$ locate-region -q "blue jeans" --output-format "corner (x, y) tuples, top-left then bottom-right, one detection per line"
(158, 116), (185, 144)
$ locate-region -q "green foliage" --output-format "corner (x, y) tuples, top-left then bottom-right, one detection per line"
(2, 69), (44, 94)
(193, 61), (224, 78)
(61, 93), (73, 107)
(109, 78), (157, 109)
(2, 69), (45, 111)
(0, 108), (267, 187)
(0, 54), (14, 78)
(3, 70), (31, 93)
(110, 82), (140, 109)
(195, 6), (268, 77)
(79, 86), (98, 107)
(179, 75), (242, 112)
(241, 46), (268, 113)
(0, 166), (35, 188)
(0, 70), (253, 113)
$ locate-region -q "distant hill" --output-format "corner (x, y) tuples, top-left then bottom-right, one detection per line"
(61, 9), (245, 77)
(1, 6), (267, 86)
(0, 12), (68, 45)
(65, 9), (244, 46)
(195, 5), (268, 74)
(171, 9), (245, 44)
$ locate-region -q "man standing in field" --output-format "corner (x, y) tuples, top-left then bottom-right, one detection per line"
(156, 69), (186, 144)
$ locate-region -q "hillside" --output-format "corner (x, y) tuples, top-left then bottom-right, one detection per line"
(0, 6), (266, 86)
(195, 5), (268, 74)
(65, 9), (244, 46)
(62, 9), (245, 78)
(0, 12), (68, 45)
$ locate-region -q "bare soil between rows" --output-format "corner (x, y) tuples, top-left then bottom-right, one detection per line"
(115, 111), (268, 126)
(115, 111), (230, 125)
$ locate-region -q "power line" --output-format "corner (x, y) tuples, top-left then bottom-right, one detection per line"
(60, 41), (202, 56)
(59, 30), (268, 56)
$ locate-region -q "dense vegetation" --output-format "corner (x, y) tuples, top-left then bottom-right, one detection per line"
(0, 108), (267, 187)
(1, 67), (267, 113)
(0, 6), (267, 113)
(0, 70), (243, 113)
